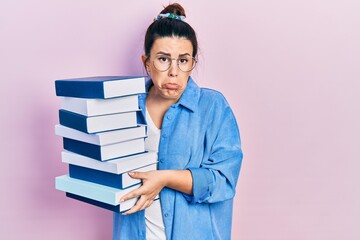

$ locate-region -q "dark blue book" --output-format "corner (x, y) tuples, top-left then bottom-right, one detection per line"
(65, 192), (137, 213)
(55, 76), (146, 99)
(58, 109), (138, 133)
(66, 192), (159, 213)
(63, 137), (146, 161)
(69, 163), (156, 189)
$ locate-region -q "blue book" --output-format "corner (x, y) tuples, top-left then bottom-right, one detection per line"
(55, 76), (146, 99)
(63, 137), (146, 161)
(65, 192), (136, 213)
(55, 175), (139, 206)
(69, 163), (157, 189)
(65, 192), (159, 213)
(59, 109), (138, 133)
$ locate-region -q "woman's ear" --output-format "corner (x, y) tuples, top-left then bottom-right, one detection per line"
(141, 54), (150, 73)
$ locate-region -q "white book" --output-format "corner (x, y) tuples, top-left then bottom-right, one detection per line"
(55, 124), (146, 146)
(60, 95), (139, 117)
(55, 175), (139, 206)
(61, 150), (158, 174)
(122, 163), (157, 188)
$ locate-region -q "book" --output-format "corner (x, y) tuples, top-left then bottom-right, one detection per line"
(55, 175), (139, 205)
(61, 151), (158, 174)
(55, 76), (146, 99)
(66, 193), (159, 213)
(63, 137), (146, 161)
(69, 163), (157, 189)
(59, 109), (138, 133)
(55, 124), (146, 146)
(60, 95), (139, 117)
(65, 192), (138, 213)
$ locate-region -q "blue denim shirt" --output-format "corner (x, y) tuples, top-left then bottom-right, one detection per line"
(113, 77), (243, 240)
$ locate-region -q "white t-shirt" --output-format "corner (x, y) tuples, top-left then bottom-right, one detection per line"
(145, 110), (166, 240)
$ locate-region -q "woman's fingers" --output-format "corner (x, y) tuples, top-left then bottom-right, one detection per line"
(120, 188), (143, 202)
(122, 196), (155, 215)
(119, 170), (165, 215)
(128, 171), (146, 179)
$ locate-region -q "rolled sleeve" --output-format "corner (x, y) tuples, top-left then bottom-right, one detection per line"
(183, 103), (243, 204)
(183, 167), (214, 203)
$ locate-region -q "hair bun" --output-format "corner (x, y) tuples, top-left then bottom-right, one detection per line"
(160, 3), (186, 17)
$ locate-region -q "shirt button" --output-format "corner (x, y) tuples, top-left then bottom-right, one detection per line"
(164, 213), (169, 217)
(159, 158), (164, 163)
(162, 133), (167, 138)
(167, 115), (172, 120)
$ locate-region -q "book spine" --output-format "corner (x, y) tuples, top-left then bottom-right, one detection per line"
(63, 138), (102, 160)
(55, 81), (105, 98)
(59, 110), (88, 133)
(69, 164), (141, 189)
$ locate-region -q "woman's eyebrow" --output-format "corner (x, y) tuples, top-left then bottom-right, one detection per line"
(179, 53), (191, 57)
(155, 51), (171, 56)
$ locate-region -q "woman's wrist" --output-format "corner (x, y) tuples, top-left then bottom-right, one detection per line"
(160, 169), (193, 195)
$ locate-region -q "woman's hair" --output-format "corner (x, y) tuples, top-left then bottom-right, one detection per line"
(144, 3), (198, 58)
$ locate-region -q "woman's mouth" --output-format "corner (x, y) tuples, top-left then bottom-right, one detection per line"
(163, 83), (179, 90)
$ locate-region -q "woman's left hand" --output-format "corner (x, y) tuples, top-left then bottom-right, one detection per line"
(120, 170), (166, 215)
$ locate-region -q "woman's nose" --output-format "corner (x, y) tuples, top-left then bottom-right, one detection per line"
(168, 59), (179, 77)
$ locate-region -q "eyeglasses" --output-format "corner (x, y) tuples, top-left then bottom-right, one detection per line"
(151, 55), (197, 72)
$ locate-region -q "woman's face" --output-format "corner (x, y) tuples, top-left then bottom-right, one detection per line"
(144, 36), (193, 101)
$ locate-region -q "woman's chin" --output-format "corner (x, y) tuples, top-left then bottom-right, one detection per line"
(161, 89), (182, 100)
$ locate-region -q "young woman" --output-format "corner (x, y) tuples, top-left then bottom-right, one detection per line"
(113, 3), (243, 240)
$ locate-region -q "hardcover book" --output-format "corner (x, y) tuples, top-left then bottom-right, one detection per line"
(65, 192), (138, 213)
(55, 124), (146, 146)
(61, 150), (158, 174)
(66, 193), (159, 213)
(55, 175), (139, 205)
(59, 109), (138, 133)
(60, 95), (139, 116)
(55, 76), (146, 99)
(63, 137), (146, 161)
(69, 163), (157, 189)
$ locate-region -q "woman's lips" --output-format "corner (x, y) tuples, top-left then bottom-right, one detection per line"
(163, 83), (179, 90)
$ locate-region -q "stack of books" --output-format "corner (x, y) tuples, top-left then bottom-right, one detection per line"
(54, 76), (157, 213)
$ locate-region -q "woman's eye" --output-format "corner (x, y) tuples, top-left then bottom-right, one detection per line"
(158, 57), (169, 62)
(179, 58), (189, 64)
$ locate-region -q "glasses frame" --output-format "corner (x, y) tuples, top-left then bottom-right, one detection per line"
(150, 56), (197, 72)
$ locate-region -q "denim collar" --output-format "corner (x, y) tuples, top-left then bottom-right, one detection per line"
(142, 76), (200, 112)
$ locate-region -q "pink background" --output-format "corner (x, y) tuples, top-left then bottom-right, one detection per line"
(1, 0), (359, 239)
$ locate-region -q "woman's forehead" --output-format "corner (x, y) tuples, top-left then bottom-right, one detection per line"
(152, 37), (193, 55)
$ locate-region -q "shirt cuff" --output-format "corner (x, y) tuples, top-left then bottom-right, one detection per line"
(183, 167), (214, 203)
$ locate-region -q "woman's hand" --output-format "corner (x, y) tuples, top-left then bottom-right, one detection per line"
(120, 170), (167, 215)
(120, 169), (193, 215)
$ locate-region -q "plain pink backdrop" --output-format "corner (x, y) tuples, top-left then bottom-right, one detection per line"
(1, 0), (359, 239)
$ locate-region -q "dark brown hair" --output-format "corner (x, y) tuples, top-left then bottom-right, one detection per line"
(144, 3), (198, 59)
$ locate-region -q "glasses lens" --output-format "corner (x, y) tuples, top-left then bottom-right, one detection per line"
(178, 57), (196, 72)
(153, 56), (171, 72)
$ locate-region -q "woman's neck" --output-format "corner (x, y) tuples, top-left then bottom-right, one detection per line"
(147, 86), (180, 109)
(146, 86), (179, 129)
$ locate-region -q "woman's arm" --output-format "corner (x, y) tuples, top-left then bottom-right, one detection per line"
(120, 169), (192, 215)
(183, 103), (243, 204)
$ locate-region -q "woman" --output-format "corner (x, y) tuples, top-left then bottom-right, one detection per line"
(113, 3), (243, 240)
